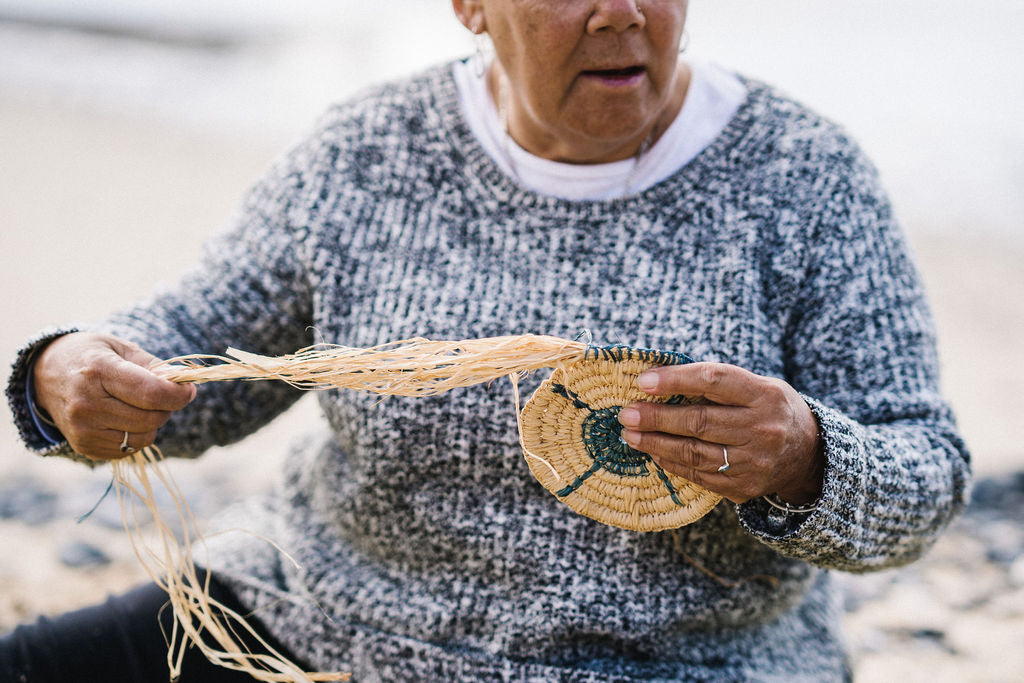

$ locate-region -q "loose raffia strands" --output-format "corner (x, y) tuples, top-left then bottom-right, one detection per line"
(119, 334), (718, 681)
(151, 334), (720, 532)
(152, 335), (590, 396)
(112, 447), (350, 682)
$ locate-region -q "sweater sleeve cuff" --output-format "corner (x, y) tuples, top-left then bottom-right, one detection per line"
(24, 354), (65, 445)
(5, 327), (97, 465)
(735, 395), (863, 564)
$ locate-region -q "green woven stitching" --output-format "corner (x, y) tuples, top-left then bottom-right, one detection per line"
(551, 345), (696, 505)
(551, 383), (684, 506)
(582, 344), (695, 367)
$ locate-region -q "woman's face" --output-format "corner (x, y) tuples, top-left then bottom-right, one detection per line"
(455, 0), (689, 163)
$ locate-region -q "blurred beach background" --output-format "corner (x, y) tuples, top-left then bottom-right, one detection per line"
(1, 1), (1022, 680)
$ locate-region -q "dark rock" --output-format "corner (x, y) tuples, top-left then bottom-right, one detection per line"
(58, 541), (111, 568)
(986, 545), (1023, 566)
(907, 627), (958, 655)
(0, 477), (58, 525)
(968, 473), (1024, 516)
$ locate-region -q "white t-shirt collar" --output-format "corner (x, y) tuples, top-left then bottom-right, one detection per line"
(452, 57), (746, 201)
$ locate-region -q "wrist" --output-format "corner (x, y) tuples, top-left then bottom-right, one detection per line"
(32, 331), (83, 417)
(772, 478), (822, 507)
(32, 343), (60, 418)
(774, 426), (825, 506)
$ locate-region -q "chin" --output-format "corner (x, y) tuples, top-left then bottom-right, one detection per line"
(577, 98), (657, 138)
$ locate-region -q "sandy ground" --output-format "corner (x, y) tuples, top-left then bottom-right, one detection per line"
(2, 95), (1023, 681)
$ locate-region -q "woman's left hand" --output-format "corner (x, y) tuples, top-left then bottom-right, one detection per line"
(617, 363), (825, 505)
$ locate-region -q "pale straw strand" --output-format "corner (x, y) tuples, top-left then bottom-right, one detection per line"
(114, 334), (589, 681)
(151, 335), (589, 396)
(112, 447), (350, 681)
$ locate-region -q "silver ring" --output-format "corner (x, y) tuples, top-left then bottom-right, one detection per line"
(120, 431), (136, 454)
(717, 446), (731, 473)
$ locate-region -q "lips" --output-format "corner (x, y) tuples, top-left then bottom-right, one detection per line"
(582, 65), (645, 78)
(580, 65), (647, 86)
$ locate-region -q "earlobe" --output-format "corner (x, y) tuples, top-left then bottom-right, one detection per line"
(452, 0), (487, 34)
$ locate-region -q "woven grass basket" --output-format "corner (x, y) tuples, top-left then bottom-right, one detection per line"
(520, 346), (722, 532)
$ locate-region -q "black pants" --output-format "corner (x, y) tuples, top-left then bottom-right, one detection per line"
(0, 575), (307, 682)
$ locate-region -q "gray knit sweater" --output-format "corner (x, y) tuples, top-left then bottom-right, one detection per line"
(7, 62), (970, 681)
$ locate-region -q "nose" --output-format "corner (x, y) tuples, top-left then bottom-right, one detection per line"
(586, 0), (646, 35)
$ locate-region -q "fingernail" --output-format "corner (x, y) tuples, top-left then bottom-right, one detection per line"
(637, 371), (658, 392)
(621, 429), (641, 447)
(618, 407), (640, 427)
(188, 384), (198, 401)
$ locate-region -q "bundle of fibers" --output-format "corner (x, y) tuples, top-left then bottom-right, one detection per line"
(112, 446), (349, 682)
(152, 334), (589, 395)
(118, 334), (719, 680)
(150, 335), (722, 531)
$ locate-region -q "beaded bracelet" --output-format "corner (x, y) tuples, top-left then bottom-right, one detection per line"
(763, 494), (818, 515)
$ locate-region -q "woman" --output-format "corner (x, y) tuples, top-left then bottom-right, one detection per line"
(4, 1), (969, 680)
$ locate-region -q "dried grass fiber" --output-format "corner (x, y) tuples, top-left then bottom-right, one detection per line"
(122, 334), (717, 680)
(152, 335), (589, 395)
(112, 447), (350, 682)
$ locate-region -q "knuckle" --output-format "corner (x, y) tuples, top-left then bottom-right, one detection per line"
(688, 404), (710, 437)
(71, 436), (103, 460)
(772, 425), (790, 450)
(699, 363), (725, 388)
(132, 411), (167, 434)
(767, 426), (787, 449)
(753, 421), (785, 446)
(150, 410), (174, 429)
(762, 378), (789, 404)
(77, 363), (102, 383)
(679, 439), (704, 468)
(645, 405), (667, 432)
(65, 397), (93, 422)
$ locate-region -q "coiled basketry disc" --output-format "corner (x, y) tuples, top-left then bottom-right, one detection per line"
(520, 346), (722, 532)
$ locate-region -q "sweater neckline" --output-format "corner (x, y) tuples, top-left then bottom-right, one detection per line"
(434, 60), (760, 213)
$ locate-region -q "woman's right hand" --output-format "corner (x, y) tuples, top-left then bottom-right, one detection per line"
(32, 332), (197, 460)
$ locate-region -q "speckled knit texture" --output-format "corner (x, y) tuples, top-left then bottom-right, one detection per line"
(6, 62), (970, 681)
